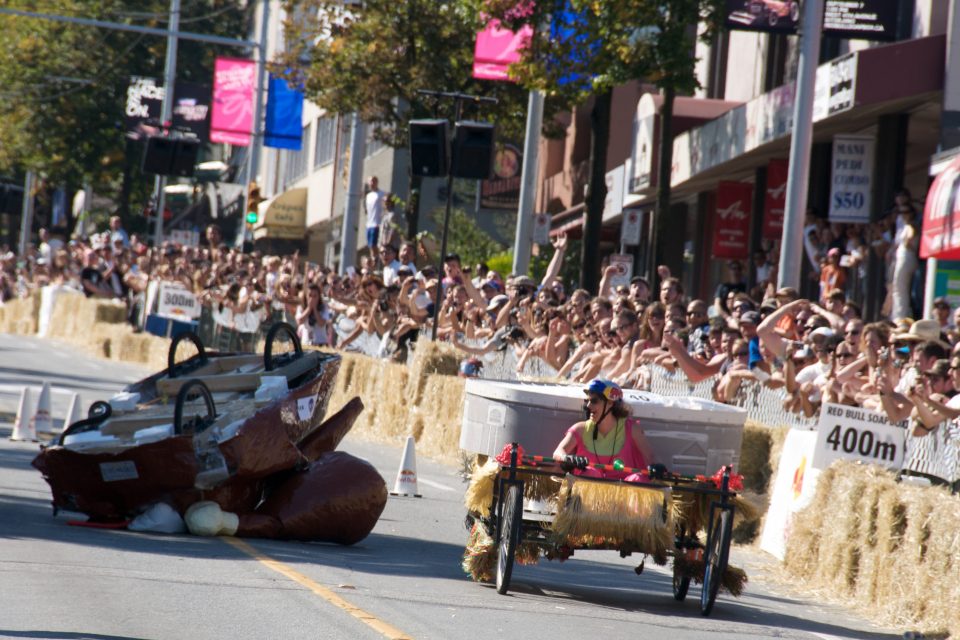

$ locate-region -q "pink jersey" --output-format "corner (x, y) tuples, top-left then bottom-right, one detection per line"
(567, 417), (649, 481)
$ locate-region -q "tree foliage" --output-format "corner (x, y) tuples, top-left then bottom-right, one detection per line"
(0, 1), (251, 197)
(277, 0), (534, 148)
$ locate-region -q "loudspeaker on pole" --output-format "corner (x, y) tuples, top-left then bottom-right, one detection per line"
(452, 121), (495, 180)
(409, 119), (448, 177)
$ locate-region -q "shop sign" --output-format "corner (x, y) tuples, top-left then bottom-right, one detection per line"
(828, 135), (875, 224)
(762, 159), (787, 239)
(532, 213), (551, 245)
(921, 155), (960, 260)
(621, 209), (643, 246)
(602, 165), (625, 222)
(813, 403), (906, 471)
(607, 254), (633, 290)
(628, 94), (658, 192)
(712, 181), (753, 260)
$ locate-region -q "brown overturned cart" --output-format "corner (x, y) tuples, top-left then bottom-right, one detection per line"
(33, 322), (387, 544)
(466, 443), (744, 617)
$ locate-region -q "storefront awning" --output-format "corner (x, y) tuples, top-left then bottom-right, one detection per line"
(921, 153), (960, 260)
(254, 188), (307, 240)
(663, 35), (946, 197)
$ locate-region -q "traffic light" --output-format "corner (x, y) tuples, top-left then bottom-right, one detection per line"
(246, 182), (262, 226)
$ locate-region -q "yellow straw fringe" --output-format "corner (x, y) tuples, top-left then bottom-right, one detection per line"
(551, 475), (676, 556)
(463, 461), (563, 518)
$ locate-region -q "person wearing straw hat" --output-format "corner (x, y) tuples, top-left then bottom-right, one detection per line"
(552, 379), (657, 481)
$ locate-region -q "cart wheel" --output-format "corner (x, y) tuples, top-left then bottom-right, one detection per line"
(495, 484), (523, 595)
(700, 508), (733, 616)
(673, 564), (691, 601)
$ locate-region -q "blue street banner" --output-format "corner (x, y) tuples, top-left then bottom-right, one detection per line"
(264, 75), (304, 150)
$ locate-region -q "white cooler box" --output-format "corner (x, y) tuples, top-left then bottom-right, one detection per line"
(460, 380), (748, 477)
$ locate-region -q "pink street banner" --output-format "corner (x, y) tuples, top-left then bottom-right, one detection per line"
(211, 57), (256, 146)
(472, 20), (532, 82)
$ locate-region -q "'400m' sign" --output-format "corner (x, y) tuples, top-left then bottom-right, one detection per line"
(813, 403), (905, 471)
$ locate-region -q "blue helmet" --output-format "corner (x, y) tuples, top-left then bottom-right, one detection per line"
(584, 378), (623, 402)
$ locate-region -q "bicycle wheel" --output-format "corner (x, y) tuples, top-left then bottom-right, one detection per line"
(495, 484), (523, 595)
(700, 507), (732, 616)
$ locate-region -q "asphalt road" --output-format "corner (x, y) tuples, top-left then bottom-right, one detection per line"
(0, 334), (904, 640)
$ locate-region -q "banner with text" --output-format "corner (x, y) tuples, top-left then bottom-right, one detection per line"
(813, 402), (906, 471)
(125, 77), (210, 141)
(712, 181), (753, 260)
(828, 135), (875, 224)
(763, 159), (787, 239)
(725, 0), (899, 41)
(157, 283), (201, 320)
(211, 57), (256, 146)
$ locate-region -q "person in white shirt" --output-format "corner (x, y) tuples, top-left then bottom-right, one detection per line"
(379, 244), (402, 286)
(365, 176), (385, 253)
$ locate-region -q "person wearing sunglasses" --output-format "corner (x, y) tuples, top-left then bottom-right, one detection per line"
(553, 379), (657, 481)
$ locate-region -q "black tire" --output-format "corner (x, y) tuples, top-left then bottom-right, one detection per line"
(264, 322), (302, 371)
(167, 331), (207, 378)
(173, 379), (217, 436)
(767, 9), (778, 26)
(790, 2), (800, 22)
(673, 564), (691, 601)
(495, 484), (523, 595)
(700, 508), (733, 616)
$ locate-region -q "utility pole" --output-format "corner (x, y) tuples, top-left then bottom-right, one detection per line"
(511, 90), (544, 277)
(245, 0), (271, 197)
(340, 113), (366, 275)
(778, 0), (824, 289)
(151, 0), (181, 248)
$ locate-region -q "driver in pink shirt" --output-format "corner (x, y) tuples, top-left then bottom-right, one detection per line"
(553, 379), (658, 481)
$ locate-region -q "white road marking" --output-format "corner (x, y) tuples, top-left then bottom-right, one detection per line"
(417, 477), (456, 492)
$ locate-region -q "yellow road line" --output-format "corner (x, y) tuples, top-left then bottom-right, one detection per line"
(224, 537), (413, 640)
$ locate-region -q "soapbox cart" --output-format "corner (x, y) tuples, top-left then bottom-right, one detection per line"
(459, 380), (748, 616)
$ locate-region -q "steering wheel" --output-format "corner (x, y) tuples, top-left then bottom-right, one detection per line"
(263, 322), (302, 372)
(167, 331), (208, 379)
(173, 379), (217, 436)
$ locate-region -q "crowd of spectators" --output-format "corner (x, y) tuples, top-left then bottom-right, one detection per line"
(0, 189), (954, 462)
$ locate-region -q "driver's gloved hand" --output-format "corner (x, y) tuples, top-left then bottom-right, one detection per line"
(561, 455), (590, 472)
(647, 463), (668, 479)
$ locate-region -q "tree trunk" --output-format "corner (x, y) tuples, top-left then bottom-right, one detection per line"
(649, 85), (676, 283)
(580, 88), (612, 294)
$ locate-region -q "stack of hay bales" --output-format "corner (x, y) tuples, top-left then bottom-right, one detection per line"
(0, 296), (42, 335)
(44, 295), (169, 367)
(785, 461), (960, 636)
(323, 341), (465, 460)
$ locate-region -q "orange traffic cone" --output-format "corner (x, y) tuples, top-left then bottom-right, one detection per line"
(31, 381), (53, 435)
(10, 386), (35, 442)
(390, 436), (422, 497)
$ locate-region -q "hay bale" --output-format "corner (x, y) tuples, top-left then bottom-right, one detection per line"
(740, 422), (776, 492)
(415, 373), (465, 460)
(0, 296), (40, 334)
(409, 340), (460, 379)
